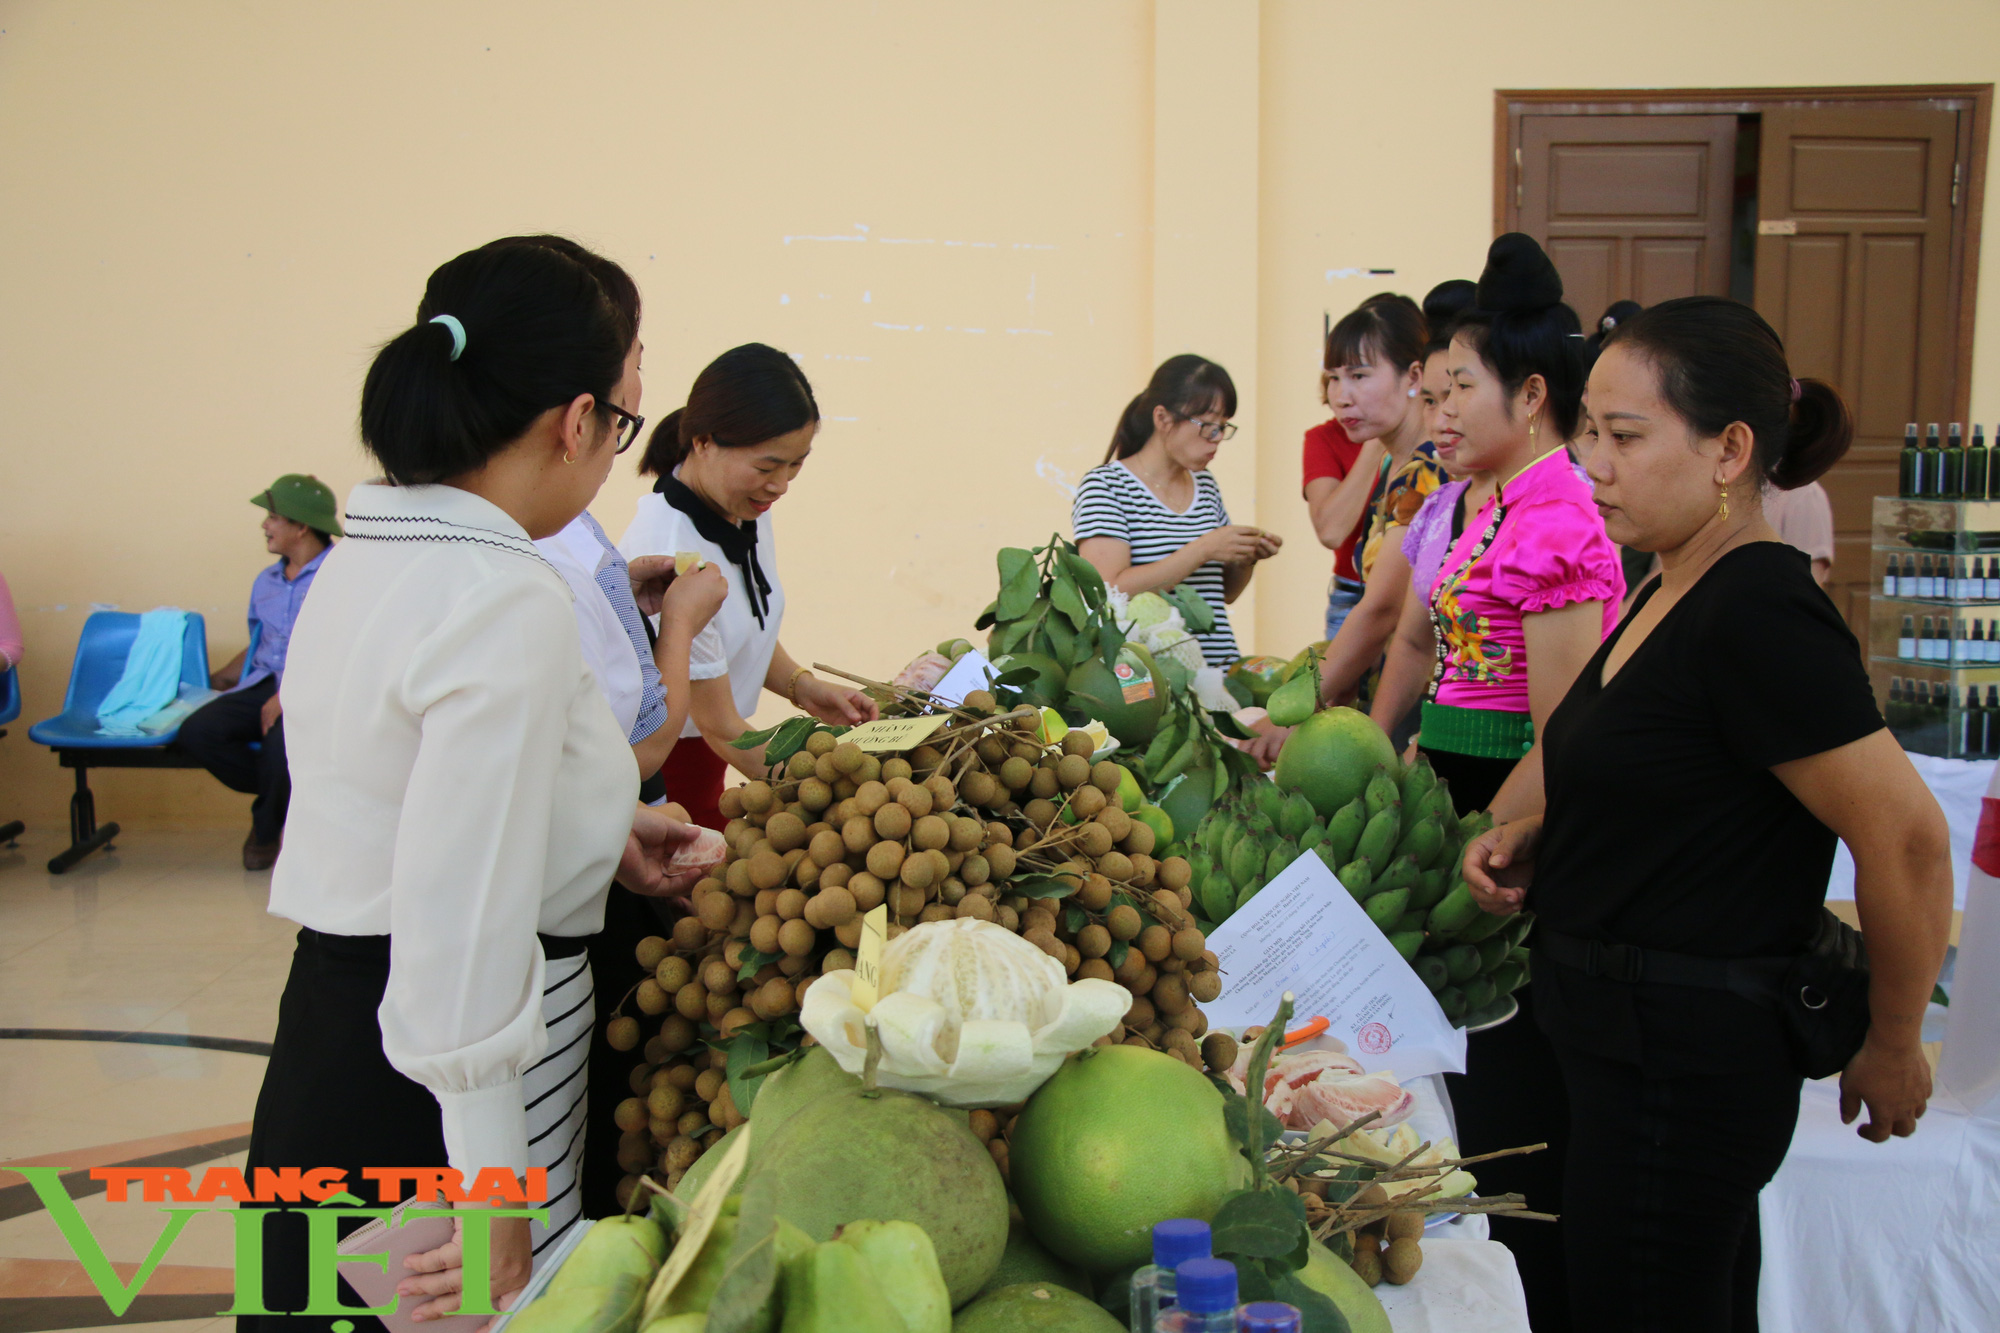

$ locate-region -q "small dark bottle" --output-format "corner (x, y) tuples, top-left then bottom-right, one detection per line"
(1923, 423), (1943, 498)
(1900, 423), (1922, 498)
(1899, 552), (1918, 597)
(1963, 686), (1981, 758)
(1899, 615), (1918, 659)
(1944, 422), (1965, 499)
(1967, 423), (1989, 503)
(1986, 685), (1999, 759)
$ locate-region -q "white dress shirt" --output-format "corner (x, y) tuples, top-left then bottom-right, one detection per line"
(619, 481), (785, 734)
(537, 512), (658, 740)
(271, 482), (638, 1177)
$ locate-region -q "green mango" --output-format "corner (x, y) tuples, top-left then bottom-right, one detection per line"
(1266, 668), (1319, 727)
(1296, 817), (1329, 854)
(1489, 960), (1527, 995)
(1398, 753), (1437, 830)
(1437, 986), (1467, 1022)
(837, 1221), (951, 1333)
(1415, 955), (1450, 993)
(1277, 790), (1317, 842)
(1506, 913), (1537, 947)
(1363, 767), (1400, 821)
(1234, 872), (1267, 911)
(1312, 842), (1340, 874)
(1462, 975), (1497, 1010)
(1478, 937), (1511, 973)
(1409, 869), (1448, 911)
(1442, 944), (1481, 983)
(1253, 780), (1287, 825)
(1419, 781), (1456, 830)
(1454, 909), (1510, 944)
(1372, 854), (1421, 897)
(1364, 887), (1410, 931)
(1427, 884), (1482, 936)
(1197, 862), (1236, 924)
(1387, 930), (1423, 962)
(1321, 797), (1368, 866)
(780, 1240), (909, 1333)
(1263, 837), (1301, 882)
(1211, 816), (1244, 866)
(1355, 806), (1401, 868)
(1227, 835), (1266, 893)
(1336, 858), (1373, 900)
(1394, 908), (1428, 934)
(1396, 817), (1444, 870)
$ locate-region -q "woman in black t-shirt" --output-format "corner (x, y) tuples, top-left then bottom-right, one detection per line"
(1461, 297), (1953, 1331)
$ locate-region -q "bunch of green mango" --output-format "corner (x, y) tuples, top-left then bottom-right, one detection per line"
(1404, 806), (1536, 1027)
(506, 1215), (668, 1333)
(1137, 692), (1262, 839)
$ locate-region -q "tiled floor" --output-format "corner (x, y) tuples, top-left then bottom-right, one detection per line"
(0, 826), (291, 1332)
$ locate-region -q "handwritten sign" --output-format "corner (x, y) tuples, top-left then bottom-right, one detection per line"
(1202, 851), (1465, 1078)
(849, 904), (890, 1011)
(838, 714), (951, 754)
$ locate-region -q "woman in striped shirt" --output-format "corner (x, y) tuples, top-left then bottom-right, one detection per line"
(1072, 355), (1279, 665)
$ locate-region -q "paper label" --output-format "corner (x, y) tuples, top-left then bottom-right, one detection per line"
(1201, 851), (1466, 1078)
(1115, 660), (1155, 704)
(930, 648), (995, 708)
(849, 903), (890, 1011)
(837, 714), (951, 754)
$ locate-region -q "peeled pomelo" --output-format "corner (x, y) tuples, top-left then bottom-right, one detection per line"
(752, 1087), (1008, 1306)
(951, 1281), (1124, 1332)
(1008, 1046), (1243, 1274)
(1273, 707), (1399, 819)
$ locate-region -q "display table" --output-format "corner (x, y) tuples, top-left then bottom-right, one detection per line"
(1826, 750), (1987, 910)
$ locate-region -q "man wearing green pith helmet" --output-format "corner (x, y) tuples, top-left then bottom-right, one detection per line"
(175, 474), (340, 869)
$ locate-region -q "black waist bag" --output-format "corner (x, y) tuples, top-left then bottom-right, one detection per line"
(1539, 909), (1870, 1079)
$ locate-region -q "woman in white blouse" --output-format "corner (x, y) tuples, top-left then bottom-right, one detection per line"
(620, 344), (877, 828)
(247, 239), (704, 1329)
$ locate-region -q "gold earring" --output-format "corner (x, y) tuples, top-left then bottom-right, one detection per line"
(1718, 488), (1730, 521)
(562, 451), (576, 465)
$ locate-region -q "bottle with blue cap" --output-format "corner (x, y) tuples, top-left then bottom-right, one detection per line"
(1155, 1257), (1237, 1331)
(1129, 1219), (1210, 1333)
(1236, 1302), (1303, 1332)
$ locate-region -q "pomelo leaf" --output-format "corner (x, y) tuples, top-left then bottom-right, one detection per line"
(1050, 574), (1090, 632)
(1058, 549), (1107, 605)
(1211, 1189), (1301, 1258)
(1011, 874), (1078, 900)
(1045, 611), (1076, 664)
(997, 557), (1042, 620)
(997, 546), (1035, 589)
(1272, 1272), (1352, 1333)
(725, 1031), (771, 1117)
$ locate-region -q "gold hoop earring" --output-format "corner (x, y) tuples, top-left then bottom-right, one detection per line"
(562, 449), (577, 465)
(1718, 488), (1730, 521)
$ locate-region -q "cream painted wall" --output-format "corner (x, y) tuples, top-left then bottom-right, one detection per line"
(1, 0), (1994, 830)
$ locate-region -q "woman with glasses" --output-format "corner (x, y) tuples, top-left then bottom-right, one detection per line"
(247, 238), (708, 1330)
(1073, 354), (1279, 666)
(620, 343), (877, 831)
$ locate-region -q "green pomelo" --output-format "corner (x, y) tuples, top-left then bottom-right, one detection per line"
(672, 1122), (747, 1200)
(753, 1046), (861, 1132)
(1155, 767), (1215, 842)
(637, 1316), (706, 1333)
(977, 1221), (1092, 1298)
(1227, 655), (1290, 706)
(1130, 804), (1173, 847)
(1273, 707), (1400, 819)
(992, 651), (1068, 700)
(1065, 645), (1166, 747)
(1008, 1047), (1243, 1274)
(951, 1282), (1123, 1332)
(752, 1088), (1008, 1307)
(1298, 1240), (1392, 1333)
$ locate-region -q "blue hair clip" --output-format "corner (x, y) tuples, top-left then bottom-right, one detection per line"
(429, 314), (467, 361)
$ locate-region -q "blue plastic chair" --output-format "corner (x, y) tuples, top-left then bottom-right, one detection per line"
(29, 611), (210, 873)
(0, 667), (21, 848)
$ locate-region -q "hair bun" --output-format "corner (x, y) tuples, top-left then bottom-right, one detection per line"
(1476, 232), (1564, 312)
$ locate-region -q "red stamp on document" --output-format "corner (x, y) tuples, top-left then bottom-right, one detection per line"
(1358, 1022), (1392, 1055)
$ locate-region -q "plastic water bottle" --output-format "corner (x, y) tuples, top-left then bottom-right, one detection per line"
(1154, 1257), (1237, 1331)
(1237, 1302), (1303, 1332)
(1129, 1219), (1211, 1333)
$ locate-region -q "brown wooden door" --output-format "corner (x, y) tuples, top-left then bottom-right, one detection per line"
(1519, 114), (1739, 322)
(1753, 105), (1965, 632)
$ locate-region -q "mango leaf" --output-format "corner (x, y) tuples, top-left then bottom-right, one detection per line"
(761, 716), (821, 767)
(1211, 1188), (1305, 1259)
(725, 1030), (771, 1117)
(1010, 874), (1079, 900)
(704, 1170), (780, 1333)
(1272, 1273), (1352, 1333)
(997, 555), (1043, 621)
(1049, 574), (1091, 633)
(736, 947), (782, 982)
(729, 722), (783, 750)
(1058, 549), (1108, 607)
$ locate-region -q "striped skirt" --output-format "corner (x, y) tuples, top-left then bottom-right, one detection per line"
(525, 950), (593, 1265)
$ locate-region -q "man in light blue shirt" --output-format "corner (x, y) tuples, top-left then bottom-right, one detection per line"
(177, 475), (338, 869)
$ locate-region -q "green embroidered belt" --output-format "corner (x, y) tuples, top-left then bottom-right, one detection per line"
(1420, 701), (1535, 760)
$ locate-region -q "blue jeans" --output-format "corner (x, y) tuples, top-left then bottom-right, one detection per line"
(1324, 582), (1364, 640)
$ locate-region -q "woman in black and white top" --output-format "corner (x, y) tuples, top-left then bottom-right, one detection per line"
(248, 239), (706, 1331)
(1072, 354), (1280, 665)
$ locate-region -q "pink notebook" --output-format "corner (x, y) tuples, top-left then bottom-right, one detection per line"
(336, 1200), (495, 1333)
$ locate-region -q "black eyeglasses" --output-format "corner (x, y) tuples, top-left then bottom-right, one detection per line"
(601, 402), (645, 454)
(1175, 414), (1238, 443)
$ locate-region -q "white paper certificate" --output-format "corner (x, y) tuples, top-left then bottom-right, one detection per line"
(1202, 850), (1467, 1077)
(929, 649), (995, 708)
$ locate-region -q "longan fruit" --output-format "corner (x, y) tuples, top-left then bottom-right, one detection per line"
(1071, 785), (1109, 820)
(1026, 766), (1057, 801)
(775, 888), (808, 921)
(1113, 946), (1148, 984)
(866, 840), (906, 880)
(890, 884), (924, 918)
(831, 741), (866, 775)
(924, 774), (956, 805)
(960, 770), (999, 807)
(658, 1014), (698, 1052)
(986, 844), (1019, 881)
(1085, 760), (1118, 794)
(1152, 971), (1191, 1015)
(700, 958), (737, 994)
(1096, 850), (1135, 882)
(834, 918), (864, 948)
(805, 729), (838, 758)
(751, 976), (796, 1019)
(617, 1132), (655, 1173)
(881, 757), (913, 782)
(754, 888), (781, 917)
(797, 777), (834, 812)
(819, 861), (853, 891)
(853, 754), (882, 784)
(634, 935), (671, 970)
(1061, 730), (1096, 759)
(1023, 798), (1058, 829)
(962, 689), (997, 712)
(998, 756), (1034, 790)
(1023, 906), (1058, 936)
(1201, 1032), (1238, 1072)
(854, 780), (890, 816)
(1106, 904), (1143, 940)
(1383, 1237), (1422, 1286)
(729, 899), (756, 939)
(741, 781), (775, 814)
(718, 786), (747, 819)
(717, 1006), (755, 1037)
(872, 802), (912, 841)
(671, 916), (709, 951)
(1022, 927), (1064, 960)
(1077, 957), (1115, 982)
(636, 979), (670, 1014)
(995, 905), (1019, 932)
(844, 871), (885, 912)
(725, 858), (755, 897)
(695, 890), (736, 933)
(1077, 923), (1112, 958)
(804, 884), (857, 929)
(1122, 823), (1157, 857)
(960, 853), (991, 887)
(1054, 754), (1092, 790)
(778, 918), (817, 957)
(1077, 873), (1114, 911)
(1077, 823), (1115, 858)
(648, 1084), (686, 1121)
(968, 1109), (1000, 1141)
(762, 811), (805, 854)
(1125, 996), (1158, 1029)
(822, 947), (857, 972)
(956, 894), (996, 922)
(900, 849), (943, 891)
(748, 850), (788, 892)
(911, 814), (951, 851)
(842, 816), (878, 855)
(792, 857), (821, 891)
(1172, 926), (1206, 961)
(909, 743), (944, 773)
(706, 990), (734, 1022)
(896, 784), (934, 818)
(749, 914), (783, 955)
(655, 955), (695, 993)
(605, 1016), (641, 1051)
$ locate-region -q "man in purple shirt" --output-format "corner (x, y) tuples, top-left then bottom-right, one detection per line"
(177, 475), (339, 869)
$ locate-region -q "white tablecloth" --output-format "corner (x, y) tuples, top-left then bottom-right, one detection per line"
(1375, 1239), (1530, 1332)
(1827, 751), (1987, 909)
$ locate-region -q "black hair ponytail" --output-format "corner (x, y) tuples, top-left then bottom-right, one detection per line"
(638, 343), (818, 478)
(359, 239), (632, 486)
(1106, 354), (1237, 462)
(1601, 295), (1853, 490)
(1451, 233), (1586, 439)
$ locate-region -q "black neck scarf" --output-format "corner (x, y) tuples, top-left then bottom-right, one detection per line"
(656, 473), (771, 629)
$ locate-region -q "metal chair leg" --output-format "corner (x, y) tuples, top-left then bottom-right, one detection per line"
(49, 765), (116, 874)
(0, 820), (23, 846)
